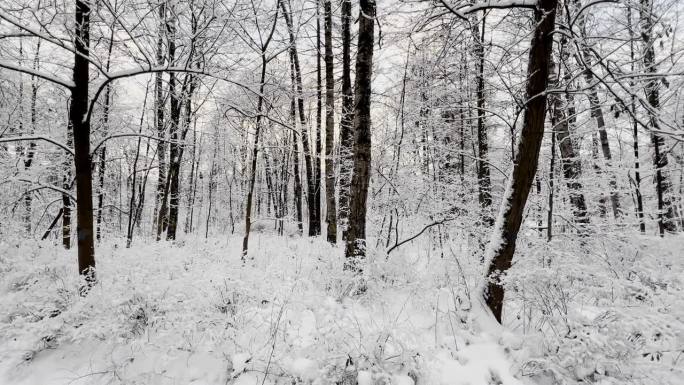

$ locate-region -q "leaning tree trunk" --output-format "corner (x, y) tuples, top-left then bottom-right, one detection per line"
(640, 0), (678, 234)
(71, 0), (96, 285)
(482, 0), (558, 323)
(344, 0), (376, 271)
(338, 0), (354, 238)
(324, 0), (337, 243)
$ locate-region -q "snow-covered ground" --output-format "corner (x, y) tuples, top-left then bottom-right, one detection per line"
(0, 232), (682, 384)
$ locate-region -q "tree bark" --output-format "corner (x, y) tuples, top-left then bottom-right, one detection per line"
(153, 0), (167, 236)
(324, 0), (337, 243)
(344, 0), (375, 270)
(71, 0), (96, 285)
(289, 50), (304, 235)
(23, 38), (41, 233)
(338, 0), (354, 238)
(627, 6), (646, 233)
(483, 0), (558, 323)
(313, 1), (323, 237)
(472, 14), (493, 225)
(640, 0), (678, 234)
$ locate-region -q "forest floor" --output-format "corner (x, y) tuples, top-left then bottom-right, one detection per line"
(0, 228), (682, 385)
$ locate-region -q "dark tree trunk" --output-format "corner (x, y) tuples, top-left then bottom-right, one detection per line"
(483, 0), (558, 323)
(153, 1), (167, 236)
(324, 0), (337, 243)
(627, 7), (646, 232)
(71, 0), (96, 285)
(640, 0), (678, 234)
(338, 0), (354, 238)
(547, 122), (556, 241)
(23, 38), (41, 233)
(313, 1), (323, 237)
(289, 50), (304, 235)
(472, 15), (492, 225)
(344, 0), (375, 270)
(157, 13), (179, 241)
(62, 128), (73, 249)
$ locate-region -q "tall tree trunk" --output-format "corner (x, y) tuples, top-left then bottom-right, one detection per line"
(153, 1), (167, 236)
(547, 123), (556, 241)
(95, 26), (115, 242)
(242, 8), (278, 259)
(482, 0), (557, 323)
(344, 0), (375, 271)
(280, 0), (318, 237)
(640, 0), (678, 234)
(23, 37), (41, 234)
(324, 0), (337, 243)
(62, 126), (73, 248)
(166, 12), (199, 241)
(338, 0), (354, 238)
(549, 49), (589, 225)
(289, 49), (304, 235)
(185, 116), (198, 233)
(126, 81), (150, 248)
(572, 0), (620, 219)
(313, 1), (323, 237)
(158, 8), (187, 241)
(627, 6), (646, 232)
(472, 14), (492, 225)
(71, 0), (96, 285)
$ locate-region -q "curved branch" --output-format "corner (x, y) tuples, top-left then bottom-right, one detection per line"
(0, 135), (74, 155)
(0, 61), (75, 89)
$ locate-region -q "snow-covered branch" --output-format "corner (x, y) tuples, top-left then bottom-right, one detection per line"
(0, 135), (74, 155)
(438, 0), (537, 21)
(0, 60), (75, 89)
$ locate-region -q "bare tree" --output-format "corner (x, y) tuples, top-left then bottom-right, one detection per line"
(323, 0), (337, 243)
(344, 0), (376, 270)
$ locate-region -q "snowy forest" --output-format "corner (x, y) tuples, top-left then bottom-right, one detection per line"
(0, 0), (683, 383)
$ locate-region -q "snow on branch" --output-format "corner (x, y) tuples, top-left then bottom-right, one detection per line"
(438, 0), (537, 20)
(0, 61), (75, 89)
(0, 135), (74, 155)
